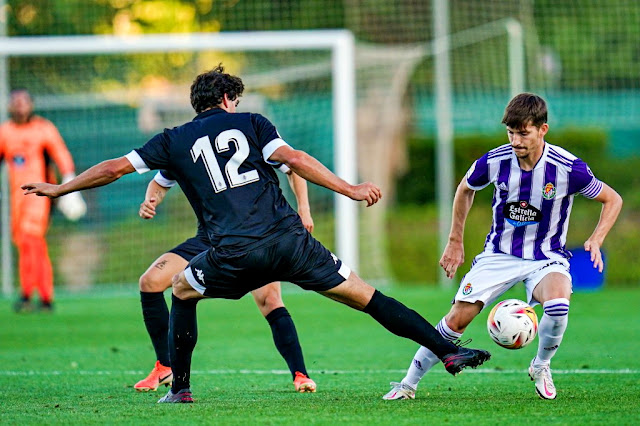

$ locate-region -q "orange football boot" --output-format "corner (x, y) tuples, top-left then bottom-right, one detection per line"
(134, 361), (173, 392)
(293, 371), (316, 393)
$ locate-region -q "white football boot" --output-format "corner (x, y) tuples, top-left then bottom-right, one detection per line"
(528, 359), (557, 400)
(382, 381), (416, 400)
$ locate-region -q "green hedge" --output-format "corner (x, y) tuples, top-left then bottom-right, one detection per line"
(385, 204), (639, 286)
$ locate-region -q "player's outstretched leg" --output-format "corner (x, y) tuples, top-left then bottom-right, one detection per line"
(383, 300), (485, 399)
(252, 283), (316, 393)
(320, 273), (490, 376)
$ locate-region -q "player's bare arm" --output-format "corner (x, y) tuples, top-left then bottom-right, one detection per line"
(269, 145), (382, 207)
(584, 183), (623, 272)
(139, 179), (170, 220)
(22, 156), (135, 198)
(439, 178), (476, 279)
(287, 171), (314, 232)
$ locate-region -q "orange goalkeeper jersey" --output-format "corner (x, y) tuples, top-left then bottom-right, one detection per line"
(0, 116), (75, 240)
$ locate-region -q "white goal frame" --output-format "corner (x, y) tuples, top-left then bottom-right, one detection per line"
(0, 30), (358, 295)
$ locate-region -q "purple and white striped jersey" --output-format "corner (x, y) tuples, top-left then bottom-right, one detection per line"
(466, 142), (603, 260)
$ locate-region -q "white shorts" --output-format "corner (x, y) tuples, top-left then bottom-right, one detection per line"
(454, 252), (572, 308)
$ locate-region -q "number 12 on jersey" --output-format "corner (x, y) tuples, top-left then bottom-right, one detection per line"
(190, 129), (259, 193)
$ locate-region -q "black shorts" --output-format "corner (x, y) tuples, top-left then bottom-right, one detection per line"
(184, 227), (350, 299)
(168, 235), (210, 261)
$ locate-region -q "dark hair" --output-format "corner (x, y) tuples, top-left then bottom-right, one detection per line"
(501, 93), (547, 129)
(190, 64), (244, 113)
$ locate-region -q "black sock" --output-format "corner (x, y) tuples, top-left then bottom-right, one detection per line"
(363, 290), (457, 359)
(140, 292), (171, 367)
(265, 307), (307, 379)
(169, 294), (199, 393)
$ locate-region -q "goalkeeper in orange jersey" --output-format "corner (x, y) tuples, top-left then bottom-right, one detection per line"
(0, 89), (86, 312)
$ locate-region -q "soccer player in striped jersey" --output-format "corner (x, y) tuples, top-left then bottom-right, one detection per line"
(133, 168), (317, 393)
(383, 93), (622, 401)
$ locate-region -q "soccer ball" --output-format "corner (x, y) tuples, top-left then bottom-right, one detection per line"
(487, 299), (538, 349)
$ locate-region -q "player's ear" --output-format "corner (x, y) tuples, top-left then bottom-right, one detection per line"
(222, 93), (232, 109)
(539, 123), (549, 137)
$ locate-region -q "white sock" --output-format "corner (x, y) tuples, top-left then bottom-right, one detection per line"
(535, 298), (570, 365)
(403, 318), (462, 389)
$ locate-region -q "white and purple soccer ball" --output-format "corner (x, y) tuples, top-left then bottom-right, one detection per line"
(487, 299), (538, 350)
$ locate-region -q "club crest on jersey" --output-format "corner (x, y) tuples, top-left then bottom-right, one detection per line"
(542, 182), (556, 200)
(462, 282), (472, 295)
(504, 201), (543, 227)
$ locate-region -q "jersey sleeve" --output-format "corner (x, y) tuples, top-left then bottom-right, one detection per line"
(465, 153), (491, 190)
(154, 170), (177, 188)
(125, 130), (171, 174)
(568, 158), (603, 198)
(251, 113), (291, 165)
(43, 120), (75, 175)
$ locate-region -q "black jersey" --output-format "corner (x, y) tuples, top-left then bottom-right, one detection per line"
(128, 108), (300, 254)
(155, 169), (208, 238)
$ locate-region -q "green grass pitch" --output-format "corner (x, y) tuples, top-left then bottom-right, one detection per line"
(1, 285), (638, 424)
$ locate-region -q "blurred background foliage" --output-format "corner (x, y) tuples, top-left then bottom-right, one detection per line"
(2, 0), (638, 286)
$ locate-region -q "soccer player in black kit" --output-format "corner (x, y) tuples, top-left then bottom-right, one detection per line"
(23, 65), (491, 403)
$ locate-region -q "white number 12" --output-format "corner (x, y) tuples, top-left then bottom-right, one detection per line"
(190, 129), (259, 193)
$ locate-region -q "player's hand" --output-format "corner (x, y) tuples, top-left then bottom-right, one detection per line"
(298, 206), (314, 233)
(350, 182), (382, 207)
(22, 182), (63, 198)
(139, 197), (158, 219)
(584, 239), (604, 273)
(439, 240), (465, 279)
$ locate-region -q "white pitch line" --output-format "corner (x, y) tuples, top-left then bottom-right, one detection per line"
(1, 368), (638, 376)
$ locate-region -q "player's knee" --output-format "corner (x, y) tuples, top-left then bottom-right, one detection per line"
(253, 285), (284, 313)
(139, 271), (167, 292)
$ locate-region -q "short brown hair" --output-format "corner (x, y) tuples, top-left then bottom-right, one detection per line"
(190, 64), (244, 113)
(501, 93), (547, 129)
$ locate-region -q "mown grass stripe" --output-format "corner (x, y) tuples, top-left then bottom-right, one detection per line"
(2, 368), (638, 376)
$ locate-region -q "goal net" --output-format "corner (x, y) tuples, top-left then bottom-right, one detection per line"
(0, 31), (358, 290)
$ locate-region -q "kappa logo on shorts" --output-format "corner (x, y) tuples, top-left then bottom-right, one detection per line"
(195, 268), (205, 282)
(330, 253), (338, 264)
(462, 282), (472, 295)
(543, 182), (556, 200)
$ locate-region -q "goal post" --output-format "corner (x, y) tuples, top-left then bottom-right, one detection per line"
(0, 30), (357, 295)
